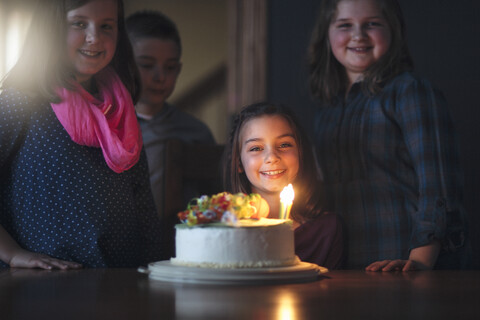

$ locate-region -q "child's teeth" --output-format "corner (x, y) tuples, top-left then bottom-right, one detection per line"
(82, 50), (98, 56)
(264, 170), (283, 175)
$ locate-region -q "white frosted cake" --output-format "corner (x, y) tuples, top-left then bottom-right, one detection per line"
(172, 192), (299, 269)
(171, 218), (297, 268)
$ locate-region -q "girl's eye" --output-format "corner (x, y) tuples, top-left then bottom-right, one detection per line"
(138, 63), (154, 70)
(102, 23), (116, 31)
(337, 23), (351, 29)
(71, 21), (86, 28)
(165, 64), (180, 74)
(366, 21), (382, 28)
(248, 146), (263, 152)
(279, 143), (293, 149)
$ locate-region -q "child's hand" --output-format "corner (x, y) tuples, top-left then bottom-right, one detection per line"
(365, 259), (427, 272)
(9, 250), (83, 270)
(366, 241), (440, 272)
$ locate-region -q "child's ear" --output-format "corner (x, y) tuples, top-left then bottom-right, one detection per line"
(238, 161), (244, 173)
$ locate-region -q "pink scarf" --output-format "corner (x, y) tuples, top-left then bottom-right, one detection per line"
(51, 68), (142, 173)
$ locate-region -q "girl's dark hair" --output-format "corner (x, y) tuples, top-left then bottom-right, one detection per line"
(223, 102), (327, 222)
(308, 0), (414, 103)
(1, 0), (140, 103)
(126, 10), (182, 56)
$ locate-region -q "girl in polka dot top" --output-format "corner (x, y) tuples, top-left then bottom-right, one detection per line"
(0, 0), (166, 269)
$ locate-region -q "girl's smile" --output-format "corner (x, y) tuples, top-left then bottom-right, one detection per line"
(261, 169), (286, 177)
(239, 115), (299, 197)
(328, 0), (391, 86)
(347, 46), (373, 53)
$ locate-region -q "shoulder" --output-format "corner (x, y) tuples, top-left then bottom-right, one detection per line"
(379, 72), (447, 114)
(303, 211), (344, 230)
(383, 72), (443, 98)
(170, 105), (209, 127)
(168, 105), (215, 141)
(1, 87), (34, 109)
(143, 104), (215, 144)
(0, 87), (40, 121)
(318, 211), (343, 224)
(295, 212), (344, 245)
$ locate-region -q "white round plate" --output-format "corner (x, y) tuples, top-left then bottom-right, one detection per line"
(142, 260), (328, 285)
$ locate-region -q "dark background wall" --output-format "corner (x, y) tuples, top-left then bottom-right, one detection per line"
(267, 0), (480, 268)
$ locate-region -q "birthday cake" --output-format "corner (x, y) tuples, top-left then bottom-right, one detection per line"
(171, 192), (299, 268)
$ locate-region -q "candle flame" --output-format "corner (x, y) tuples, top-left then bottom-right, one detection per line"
(280, 184), (294, 205)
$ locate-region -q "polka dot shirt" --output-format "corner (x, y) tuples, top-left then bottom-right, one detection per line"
(0, 88), (165, 268)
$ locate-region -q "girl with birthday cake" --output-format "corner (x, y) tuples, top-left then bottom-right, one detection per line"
(222, 102), (345, 270)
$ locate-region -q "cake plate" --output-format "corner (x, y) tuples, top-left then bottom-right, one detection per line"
(139, 260), (328, 285)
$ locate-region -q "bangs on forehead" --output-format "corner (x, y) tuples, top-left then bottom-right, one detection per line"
(65, 0), (90, 11)
(65, 0), (118, 12)
(241, 114), (298, 143)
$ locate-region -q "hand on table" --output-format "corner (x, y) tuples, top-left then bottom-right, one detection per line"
(9, 250), (82, 270)
(365, 259), (428, 272)
(366, 241), (440, 272)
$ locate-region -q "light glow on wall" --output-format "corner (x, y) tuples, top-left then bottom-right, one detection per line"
(0, 9), (32, 80)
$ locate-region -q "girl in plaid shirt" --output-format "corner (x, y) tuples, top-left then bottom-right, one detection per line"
(309, 0), (469, 270)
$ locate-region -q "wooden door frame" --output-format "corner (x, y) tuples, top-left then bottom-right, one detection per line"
(227, 0), (268, 115)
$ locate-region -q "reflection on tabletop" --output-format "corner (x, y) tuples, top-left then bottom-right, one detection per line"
(1, 269), (480, 320)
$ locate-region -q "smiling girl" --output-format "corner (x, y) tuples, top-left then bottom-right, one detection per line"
(309, 0), (469, 270)
(224, 102), (345, 269)
(0, 0), (165, 269)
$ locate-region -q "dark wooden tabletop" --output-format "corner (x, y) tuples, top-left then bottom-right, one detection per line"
(1, 268), (479, 319)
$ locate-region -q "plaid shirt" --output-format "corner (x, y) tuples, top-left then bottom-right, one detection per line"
(314, 72), (467, 269)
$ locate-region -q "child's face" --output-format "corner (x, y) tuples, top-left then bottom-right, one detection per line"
(328, 0), (391, 85)
(239, 115), (299, 197)
(132, 38), (181, 108)
(66, 0), (118, 85)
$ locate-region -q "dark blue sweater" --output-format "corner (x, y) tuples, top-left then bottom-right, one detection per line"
(0, 88), (165, 268)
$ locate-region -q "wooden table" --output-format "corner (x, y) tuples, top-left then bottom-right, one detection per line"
(1, 268), (479, 319)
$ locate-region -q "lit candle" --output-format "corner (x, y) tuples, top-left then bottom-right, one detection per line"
(279, 184), (295, 219)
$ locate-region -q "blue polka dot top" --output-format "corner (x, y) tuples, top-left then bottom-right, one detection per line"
(0, 88), (165, 268)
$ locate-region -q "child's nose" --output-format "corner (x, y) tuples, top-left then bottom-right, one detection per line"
(351, 26), (366, 40)
(153, 68), (166, 82)
(85, 27), (99, 43)
(264, 149), (280, 163)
